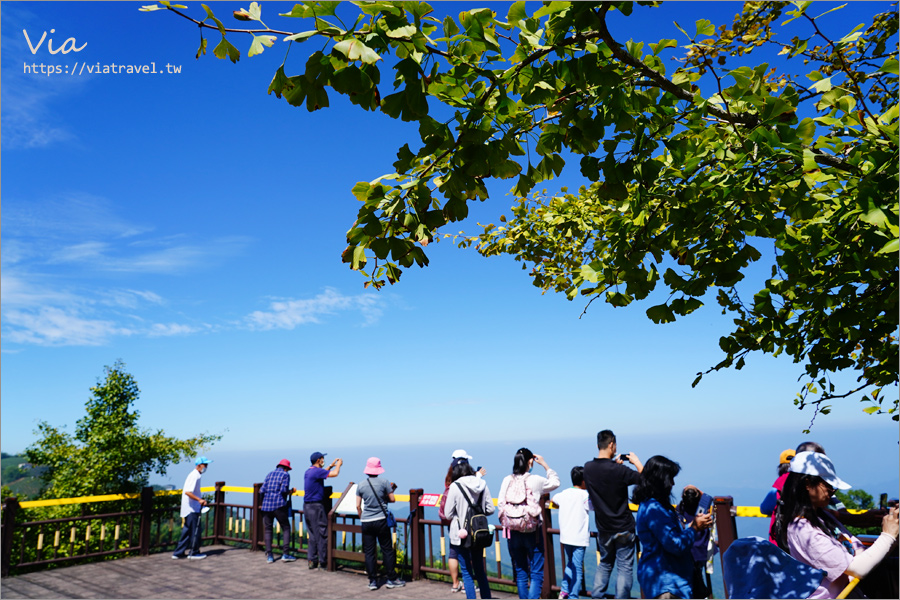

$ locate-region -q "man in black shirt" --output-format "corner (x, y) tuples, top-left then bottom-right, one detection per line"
(583, 430), (643, 598)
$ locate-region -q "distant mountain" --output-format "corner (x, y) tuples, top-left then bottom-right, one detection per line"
(1, 454), (46, 500)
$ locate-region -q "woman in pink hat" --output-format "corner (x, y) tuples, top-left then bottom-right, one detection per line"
(356, 457), (405, 591)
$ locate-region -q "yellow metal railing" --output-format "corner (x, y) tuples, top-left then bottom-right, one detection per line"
(13, 488), (871, 516)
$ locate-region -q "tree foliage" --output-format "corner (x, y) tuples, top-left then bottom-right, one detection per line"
(145, 1), (898, 420)
(24, 361), (221, 499)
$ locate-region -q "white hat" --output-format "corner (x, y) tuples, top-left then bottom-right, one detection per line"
(451, 449), (472, 461)
(789, 451), (851, 490)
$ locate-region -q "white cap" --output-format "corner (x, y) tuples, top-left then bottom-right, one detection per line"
(789, 451), (851, 490)
(451, 449), (472, 461)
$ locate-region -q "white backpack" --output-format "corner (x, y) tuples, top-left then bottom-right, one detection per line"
(500, 474), (542, 532)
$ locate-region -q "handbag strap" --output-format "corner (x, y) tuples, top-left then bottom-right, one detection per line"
(453, 481), (484, 511)
(366, 478), (390, 519)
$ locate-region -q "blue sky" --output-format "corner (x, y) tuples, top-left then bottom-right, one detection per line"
(2, 2), (897, 495)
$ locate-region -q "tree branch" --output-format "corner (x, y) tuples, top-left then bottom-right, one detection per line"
(592, 5), (760, 128)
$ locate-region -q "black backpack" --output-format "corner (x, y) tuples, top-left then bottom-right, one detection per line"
(454, 482), (492, 549)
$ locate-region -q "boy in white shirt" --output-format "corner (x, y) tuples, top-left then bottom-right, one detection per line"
(551, 467), (591, 599)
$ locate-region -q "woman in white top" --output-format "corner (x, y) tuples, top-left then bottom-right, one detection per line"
(497, 448), (560, 599)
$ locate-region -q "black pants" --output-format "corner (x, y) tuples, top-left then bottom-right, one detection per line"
(305, 502), (328, 563)
(262, 505), (292, 554)
(361, 518), (397, 582)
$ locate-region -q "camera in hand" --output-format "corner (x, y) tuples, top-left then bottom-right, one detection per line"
(618, 453), (630, 462)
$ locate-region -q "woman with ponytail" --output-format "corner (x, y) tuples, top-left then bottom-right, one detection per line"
(497, 448), (560, 599)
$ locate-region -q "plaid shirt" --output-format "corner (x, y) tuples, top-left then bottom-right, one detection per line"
(260, 468), (291, 512)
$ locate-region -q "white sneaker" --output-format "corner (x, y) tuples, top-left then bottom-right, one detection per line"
(188, 553), (207, 560)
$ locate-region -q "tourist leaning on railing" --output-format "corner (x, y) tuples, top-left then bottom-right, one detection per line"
(259, 459), (297, 564)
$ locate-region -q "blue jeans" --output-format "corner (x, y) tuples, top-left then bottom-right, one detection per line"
(454, 544), (492, 599)
(507, 530), (544, 599)
(172, 511), (202, 556)
(592, 531), (635, 599)
(561, 544), (586, 598)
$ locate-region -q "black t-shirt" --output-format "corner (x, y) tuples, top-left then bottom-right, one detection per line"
(583, 457), (641, 534)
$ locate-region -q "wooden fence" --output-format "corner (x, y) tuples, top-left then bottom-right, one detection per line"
(2, 483), (889, 598)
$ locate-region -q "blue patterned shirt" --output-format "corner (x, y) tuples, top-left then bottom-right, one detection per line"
(260, 468), (291, 512)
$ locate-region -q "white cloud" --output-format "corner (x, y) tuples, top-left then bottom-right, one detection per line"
(47, 236), (249, 274)
(246, 288), (384, 330)
(3, 306), (133, 346)
(3, 193), (149, 242)
(148, 323), (204, 337)
(0, 270), (203, 346)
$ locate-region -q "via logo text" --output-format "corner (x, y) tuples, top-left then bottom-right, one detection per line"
(23, 29), (87, 54)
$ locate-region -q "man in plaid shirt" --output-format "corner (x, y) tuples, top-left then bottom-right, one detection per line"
(260, 459), (298, 563)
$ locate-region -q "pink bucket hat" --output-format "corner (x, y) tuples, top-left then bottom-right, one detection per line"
(364, 457), (385, 476)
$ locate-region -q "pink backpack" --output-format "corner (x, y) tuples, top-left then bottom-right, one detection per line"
(500, 474), (542, 532)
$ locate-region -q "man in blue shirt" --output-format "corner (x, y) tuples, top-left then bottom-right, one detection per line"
(260, 459), (297, 563)
(304, 451), (342, 569)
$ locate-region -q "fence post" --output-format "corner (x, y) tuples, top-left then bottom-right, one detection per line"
(214, 481), (226, 545)
(1, 496), (19, 577)
(714, 496), (738, 599)
(409, 489), (424, 581)
(251, 483), (262, 552)
(540, 493), (555, 599)
(324, 485), (335, 571)
(140, 486), (153, 556)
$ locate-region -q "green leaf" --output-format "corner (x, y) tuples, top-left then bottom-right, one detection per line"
(284, 31), (318, 42)
(248, 34), (275, 57)
(796, 118), (815, 144)
(863, 406), (880, 414)
(213, 36), (240, 63)
(350, 246), (367, 270)
(646, 303), (676, 324)
(606, 291), (632, 307)
(507, 1), (527, 24)
(196, 36), (207, 59)
(876, 239), (899, 255)
(333, 39), (381, 64)
(694, 19), (715, 38)
(649, 38), (677, 55)
(860, 207), (888, 228)
(878, 57), (899, 75)
(533, 2), (570, 19)
(202, 4), (226, 34)
(267, 65), (291, 97)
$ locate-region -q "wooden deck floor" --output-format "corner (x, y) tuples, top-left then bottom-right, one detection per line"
(1, 545), (517, 599)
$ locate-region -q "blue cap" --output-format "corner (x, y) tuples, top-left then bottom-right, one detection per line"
(195, 456), (212, 466)
(310, 451), (326, 464)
